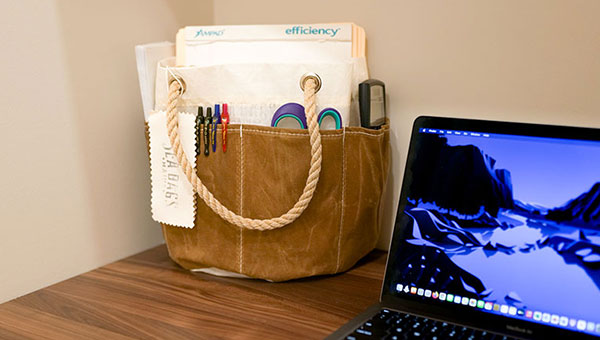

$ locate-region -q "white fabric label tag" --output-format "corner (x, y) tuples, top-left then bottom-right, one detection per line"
(148, 111), (196, 228)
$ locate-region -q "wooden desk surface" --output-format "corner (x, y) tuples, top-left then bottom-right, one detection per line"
(0, 245), (387, 339)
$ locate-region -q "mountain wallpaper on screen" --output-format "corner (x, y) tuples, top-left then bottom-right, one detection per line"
(547, 183), (600, 227)
(390, 133), (600, 320)
(407, 134), (514, 217)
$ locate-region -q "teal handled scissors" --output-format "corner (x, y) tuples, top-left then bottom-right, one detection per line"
(271, 103), (342, 130)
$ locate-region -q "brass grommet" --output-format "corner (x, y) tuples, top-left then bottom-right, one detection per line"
(300, 72), (322, 93)
(167, 71), (186, 96)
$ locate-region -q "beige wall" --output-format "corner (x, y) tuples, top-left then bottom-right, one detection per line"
(0, 0), (212, 303)
(213, 0), (600, 249)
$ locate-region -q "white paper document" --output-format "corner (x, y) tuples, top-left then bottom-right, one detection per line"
(176, 24), (353, 67)
(135, 42), (175, 120)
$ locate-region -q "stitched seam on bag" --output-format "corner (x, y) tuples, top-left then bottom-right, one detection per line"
(239, 125), (244, 274)
(345, 131), (385, 138)
(238, 129), (384, 138)
(242, 129), (335, 137)
(159, 113), (388, 136)
(204, 125), (385, 138)
(336, 128), (346, 272)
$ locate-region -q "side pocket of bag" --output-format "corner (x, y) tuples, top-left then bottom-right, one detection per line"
(337, 125), (390, 272)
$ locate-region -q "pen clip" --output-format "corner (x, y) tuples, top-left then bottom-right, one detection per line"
(213, 104), (220, 153)
(222, 104), (229, 153)
(196, 106), (204, 154)
(204, 107), (212, 156)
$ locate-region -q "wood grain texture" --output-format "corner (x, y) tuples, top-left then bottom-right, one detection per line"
(0, 245), (386, 339)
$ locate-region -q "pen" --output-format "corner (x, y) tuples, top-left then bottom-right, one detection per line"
(213, 104), (221, 153)
(196, 106), (204, 155)
(222, 103), (229, 153)
(204, 107), (212, 156)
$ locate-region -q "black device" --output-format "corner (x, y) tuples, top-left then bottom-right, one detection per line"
(359, 79), (386, 129)
(328, 116), (600, 340)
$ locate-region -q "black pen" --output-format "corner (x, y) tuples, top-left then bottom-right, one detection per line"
(196, 106), (204, 155)
(204, 107), (212, 156)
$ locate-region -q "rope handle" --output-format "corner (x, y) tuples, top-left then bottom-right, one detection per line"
(165, 74), (323, 231)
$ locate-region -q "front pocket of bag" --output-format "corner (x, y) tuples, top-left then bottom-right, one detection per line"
(238, 125), (344, 280)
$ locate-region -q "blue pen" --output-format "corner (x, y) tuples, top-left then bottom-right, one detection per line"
(212, 104), (221, 153)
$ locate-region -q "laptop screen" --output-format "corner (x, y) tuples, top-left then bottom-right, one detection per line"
(384, 117), (600, 338)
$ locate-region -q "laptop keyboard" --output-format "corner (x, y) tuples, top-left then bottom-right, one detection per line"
(345, 309), (518, 340)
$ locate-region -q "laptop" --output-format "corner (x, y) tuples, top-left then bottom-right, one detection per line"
(328, 116), (600, 340)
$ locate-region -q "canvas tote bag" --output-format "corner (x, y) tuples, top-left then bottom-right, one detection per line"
(150, 66), (390, 281)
